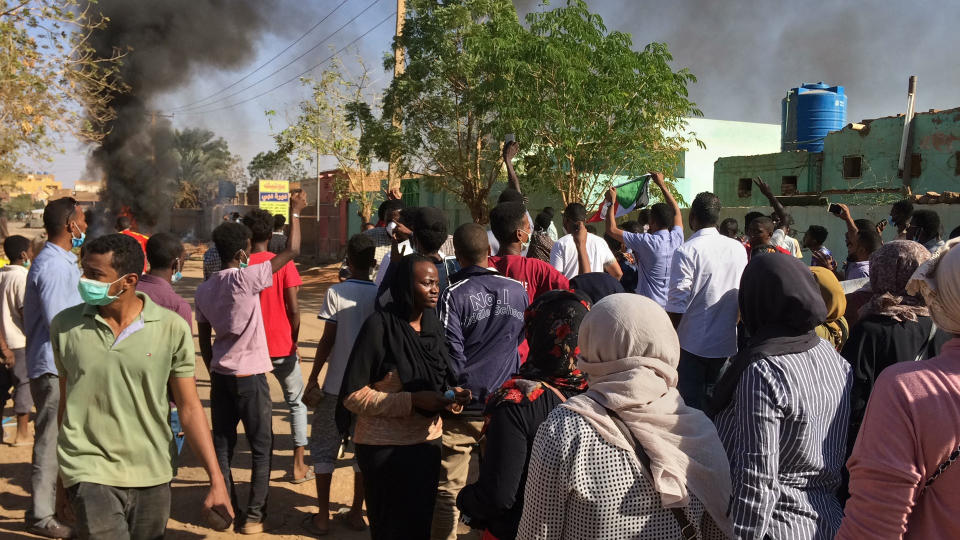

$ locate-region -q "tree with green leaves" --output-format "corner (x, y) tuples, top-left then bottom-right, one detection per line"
(349, 0), (524, 224)
(247, 143), (307, 184)
(275, 57), (383, 223)
(173, 128), (239, 208)
(0, 0), (127, 176)
(504, 0), (700, 208)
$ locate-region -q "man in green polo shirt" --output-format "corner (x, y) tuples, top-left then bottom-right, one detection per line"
(52, 233), (232, 538)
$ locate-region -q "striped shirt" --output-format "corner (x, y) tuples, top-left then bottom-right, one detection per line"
(713, 339), (852, 540)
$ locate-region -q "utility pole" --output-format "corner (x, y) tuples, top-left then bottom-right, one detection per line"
(387, 0), (406, 194)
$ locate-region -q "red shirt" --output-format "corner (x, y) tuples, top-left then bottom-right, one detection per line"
(488, 254), (570, 303)
(249, 251), (302, 357)
(121, 229), (149, 272)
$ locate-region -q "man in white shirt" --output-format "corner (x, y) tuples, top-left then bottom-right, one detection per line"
(0, 235), (33, 446)
(550, 203), (622, 280)
(666, 192), (748, 410)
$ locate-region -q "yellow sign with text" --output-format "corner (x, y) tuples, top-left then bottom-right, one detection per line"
(258, 180), (290, 219)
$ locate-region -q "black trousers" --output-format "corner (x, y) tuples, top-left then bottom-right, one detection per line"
(676, 349), (726, 411)
(356, 440), (442, 540)
(210, 372), (273, 524)
(67, 482), (170, 540)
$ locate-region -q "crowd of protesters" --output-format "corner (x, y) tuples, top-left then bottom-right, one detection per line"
(1, 140), (959, 540)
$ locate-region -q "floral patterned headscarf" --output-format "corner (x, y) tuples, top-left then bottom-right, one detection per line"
(860, 240), (931, 322)
(484, 290), (590, 412)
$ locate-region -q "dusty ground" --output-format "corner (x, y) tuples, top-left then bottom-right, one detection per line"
(0, 226), (480, 539)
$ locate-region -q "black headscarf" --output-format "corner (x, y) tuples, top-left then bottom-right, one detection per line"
(336, 254), (455, 433)
(709, 253), (827, 416)
(484, 290), (591, 413)
(570, 272), (625, 304)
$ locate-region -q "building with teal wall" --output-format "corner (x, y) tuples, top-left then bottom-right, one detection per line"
(714, 107), (960, 207)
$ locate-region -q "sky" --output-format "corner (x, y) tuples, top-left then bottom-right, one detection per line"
(28, 0), (960, 187)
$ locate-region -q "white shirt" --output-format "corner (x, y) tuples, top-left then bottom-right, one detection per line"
(317, 279), (378, 394)
(549, 233), (616, 279)
(666, 227), (747, 358)
(771, 229), (802, 258)
(373, 240), (412, 286)
(0, 264), (27, 348)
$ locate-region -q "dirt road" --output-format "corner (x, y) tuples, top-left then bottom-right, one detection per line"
(0, 242), (479, 539)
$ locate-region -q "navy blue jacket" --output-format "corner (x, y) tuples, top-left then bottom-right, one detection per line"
(439, 266), (528, 416)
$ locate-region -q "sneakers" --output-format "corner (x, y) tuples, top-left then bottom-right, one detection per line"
(239, 520), (265, 535)
(26, 519), (74, 539)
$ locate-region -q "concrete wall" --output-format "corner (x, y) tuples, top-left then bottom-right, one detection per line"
(714, 151), (824, 206)
(715, 107), (960, 208)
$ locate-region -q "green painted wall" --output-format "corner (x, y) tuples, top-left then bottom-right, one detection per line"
(714, 151), (823, 206)
(715, 107), (960, 207)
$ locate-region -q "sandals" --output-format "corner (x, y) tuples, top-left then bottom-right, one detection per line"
(290, 470), (316, 484)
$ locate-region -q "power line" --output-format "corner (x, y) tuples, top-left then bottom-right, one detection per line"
(171, 0), (351, 112)
(175, 11), (395, 117)
(173, 0), (384, 113)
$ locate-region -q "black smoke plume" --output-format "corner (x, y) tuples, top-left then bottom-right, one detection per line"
(84, 0), (302, 230)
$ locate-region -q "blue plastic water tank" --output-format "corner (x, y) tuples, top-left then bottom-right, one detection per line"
(780, 82), (846, 153)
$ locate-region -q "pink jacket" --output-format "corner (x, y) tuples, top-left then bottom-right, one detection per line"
(837, 338), (960, 539)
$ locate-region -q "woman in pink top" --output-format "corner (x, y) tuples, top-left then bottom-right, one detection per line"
(838, 237), (960, 539)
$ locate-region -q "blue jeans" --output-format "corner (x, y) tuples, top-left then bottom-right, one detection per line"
(271, 353), (308, 448)
(676, 349), (726, 411)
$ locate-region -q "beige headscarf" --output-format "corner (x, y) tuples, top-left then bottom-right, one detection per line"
(908, 237), (960, 335)
(562, 294), (733, 536)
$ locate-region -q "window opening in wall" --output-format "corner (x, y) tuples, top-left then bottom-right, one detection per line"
(738, 178), (752, 198)
(781, 176), (798, 195)
(842, 155), (862, 179)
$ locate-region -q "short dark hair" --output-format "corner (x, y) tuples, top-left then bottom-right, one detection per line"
(378, 199), (404, 222)
(563, 203), (587, 223)
(43, 197), (78, 236)
(273, 214), (286, 231)
(83, 233), (144, 278)
(854, 218), (875, 231)
(116, 216), (132, 231)
(912, 209), (941, 236)
(743, 211), (764, 227)
(750, 216), (775, 234)
(145, 232), (184, 270)
(490, 202), (527, 244)
(3, 235), (31, 261)
(453, 223), (489, 266)
(857, 229), (882, 254)
(950, 225), (960, 240)
(648, 202), (675, 229)
(542, 207), (555, 219)
(636, 208), (650, 226)
(346, 233), (376, 271)
(603, 232), (621, 253)
(244, 209), (275, 243)
(892, 199), (914, 217)
(807, 225), (828, 245)
(534, 211), (552, 232)
(691, 192), (721, 227)
(412, 207), (448, 254)
(621, 220), (642, 234)
(498, 187), (524, 204)
(213, 222), (251, 262)
(719, 218), (739, 237)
